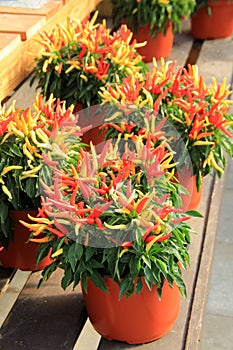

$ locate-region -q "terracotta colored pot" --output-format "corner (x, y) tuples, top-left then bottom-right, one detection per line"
(132, 23), (174, 62)
(82, 277), (180, 344)
(174, 167), (203, 211)
(74, 104), (106, 151)
(191, 1), (233, 39)
(0, 210), (52, 271)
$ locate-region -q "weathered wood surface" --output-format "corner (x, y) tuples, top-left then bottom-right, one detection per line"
(0, 1), (63, 18)
(0, 17), (233, 350)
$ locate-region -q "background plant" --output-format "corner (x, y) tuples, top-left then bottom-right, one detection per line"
(110, 0), (196, 37)
(194, 0), (233, 14)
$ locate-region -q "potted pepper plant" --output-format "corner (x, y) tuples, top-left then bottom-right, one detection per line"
(30, 11), (147, 147)
(191, 0), (233, 39)
(110, 0), (196, 61)
(30, 11), (146, 109)
(99, 58), (233, 210)
(0, 94), (83, 270)
(20, 126), (199, 344)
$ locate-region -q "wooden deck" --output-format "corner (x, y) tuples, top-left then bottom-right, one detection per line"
(0, 15), (233, 350)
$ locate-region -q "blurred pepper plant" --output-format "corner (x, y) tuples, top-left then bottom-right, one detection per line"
(99, 58), (233, 190)
(30, 12), (147, 109)
(110, 0), (196, 37)
(194, 0), (233, 15)
(21, 133), (198, 299)
(0, 94), (83, 248)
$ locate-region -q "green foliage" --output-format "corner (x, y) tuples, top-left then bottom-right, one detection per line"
(39, 220), (193, 299)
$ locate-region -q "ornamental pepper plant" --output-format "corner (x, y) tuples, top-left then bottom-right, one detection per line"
(99, 58), (233, 190)
(20, 133), (199, 299)
(0, 94), (83, 248)
(30, 11), (147, 109)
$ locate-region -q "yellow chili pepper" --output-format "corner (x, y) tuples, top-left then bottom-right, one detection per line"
(2, 185), (12, 199)
(23, 143), (35, 161)
(1, 165), (22, 176)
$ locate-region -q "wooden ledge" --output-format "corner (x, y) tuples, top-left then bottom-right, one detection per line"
(0, 1), (63, 19)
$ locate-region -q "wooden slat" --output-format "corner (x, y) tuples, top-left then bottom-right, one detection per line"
(0, 1), (63, 19)
(0, 37), (25, 101)
(184, 174), (226, 350)
(73, 318), (101, 350)
(0, 33), (21, 61)
(0, 269), (87, 349)
(195, 35), (233, 85)
(184, 35), (233, 350)
(0, 267), (15, 293)
(0, 270), (31, 328)
(0, 13), (46, 41)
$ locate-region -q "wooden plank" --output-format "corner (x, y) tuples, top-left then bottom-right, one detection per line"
(0, 269), (87, 349)
(184, 174), (226, 350)
(73, 318), (101, 350)
(0, 38), (25, 101)
(0, 267), (15, 293)
(0, 13), (46, 40)
(0, 33), (21, 61)
(183, 36), (233, 350)
(0, 270), (31, 328)
(0, 1), (63, 19)
(196, 35), (233, 85)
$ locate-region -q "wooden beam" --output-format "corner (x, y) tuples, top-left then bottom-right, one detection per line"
(0, 1), (63, 19)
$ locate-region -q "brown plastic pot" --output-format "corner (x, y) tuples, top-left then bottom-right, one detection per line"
(132, 23), (174, 62)
(82, 277), (180, 344)
(174, 167), (203, 211)
(0, 210), (52, 271)
(191, 0), (233, 39)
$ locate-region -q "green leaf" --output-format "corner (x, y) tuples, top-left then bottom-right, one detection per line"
(25, 177), (38, 198)
(91, 272), (108, 293)
(68, 243), (83, 272)
(0, 201), (8, 221)
(80, 271), (89, 293)
(156, 259), (168, 278)
(142, 254), (151, 269)
(185, 210), (203, 218)
(36, 244), (51, 266)
(61, 267), (73, 290)
(144, 266), (156, 287)
(85, 246), (96, 261)
(119, 277), (131, 299)
(135, 278), (143, 295)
